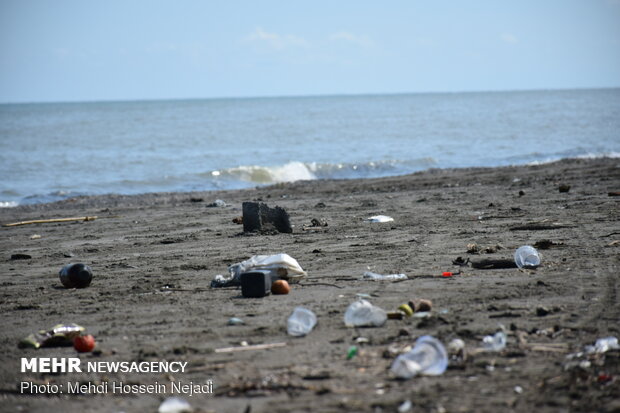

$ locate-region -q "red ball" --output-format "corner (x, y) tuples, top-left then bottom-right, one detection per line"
(74, 335), (96, 352)
(271, 279), (290, 295)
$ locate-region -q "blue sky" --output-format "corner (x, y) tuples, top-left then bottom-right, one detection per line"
(1, 0), (619, 103)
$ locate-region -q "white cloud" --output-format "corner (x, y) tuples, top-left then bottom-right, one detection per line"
(500, 33), (519, 44)
(329, 31), (374, 48)
(244, 27), (309, 50)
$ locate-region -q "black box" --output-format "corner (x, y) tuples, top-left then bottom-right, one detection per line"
(240, 270), (272, 298)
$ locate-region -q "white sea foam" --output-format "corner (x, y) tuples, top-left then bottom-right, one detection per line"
(223, 161), (316, 184)
(0, 201), (18, 208)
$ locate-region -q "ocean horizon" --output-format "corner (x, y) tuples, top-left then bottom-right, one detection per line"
(1, 87), (619, 207)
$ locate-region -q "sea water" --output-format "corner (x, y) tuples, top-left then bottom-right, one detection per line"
(1, 88), (619, 206)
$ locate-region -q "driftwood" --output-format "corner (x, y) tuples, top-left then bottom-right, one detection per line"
(3, 216), (99, 227)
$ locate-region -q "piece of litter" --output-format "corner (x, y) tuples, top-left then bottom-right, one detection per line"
(227, 317), (244, 326)
(214, 342), (287, 353)
(158, 397), (192, 413)
(398, 400), (413, 413)
(482, 331), (507, 352)
(362, 271), (407, 281)
(514, 386), (523, 394)
(366, 215), (394, 223)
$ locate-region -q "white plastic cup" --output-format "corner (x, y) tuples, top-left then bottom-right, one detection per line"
(514, 245), (540, 269)
(287, 307), (317, 336)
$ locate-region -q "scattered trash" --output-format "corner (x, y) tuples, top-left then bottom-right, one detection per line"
(536, 306), (550, 317)
(240, 270), (272, 298)
(452, 256), (470, 266)
(397, 400), (413, 413)
(534, 239), (564, 249)
(271, 279), (290, 295)
(206, 199), (227, 207)
(514, 245), (541, 269)
(158, 397), (193, 413)
(585, 336), (619, 354)
(390, 335), (448, 379)
(448, 338), (465, 354)
(214, 342), (287, 353)
(347, 345), (358, 360)
(73, 335), (96, 353)
(471, 259), (517, 269)
(242, 201), (292, 233)
(59, 263), (93, 288)
(558, 184), (571, 193)
(413, 299), (433, 313)
(310, 218), (328, 227)
(482, 331), (507, 352)
(413, 311), (431, 319)
(356, 293), (373, 299)
(227, 317), (244, 326)
(344, 299), (387, 327)
(466, 243), (480, 254)
(362, 271), (407, 281)
(30, 234), (42, 240)
(232, 216), (243, 224)
(19, 323), (85, 349)
(514, 385), (523, 394)
(10, 253), (32, 260)
(211, 253), (307, 288)
(366, 215), (394, 223)
(398, 304), (414, 317)
(387, 311), (405, 320)
(287, 307), (317, 337)
(442, 271), (453, 277)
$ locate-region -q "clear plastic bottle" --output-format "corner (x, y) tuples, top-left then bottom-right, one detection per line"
(390, 335), (448, 379)
(287, 307), (317, 336)
(344, 299), (387, 327)
(362, 271), (408, 281)
(514, 245), (540, 269)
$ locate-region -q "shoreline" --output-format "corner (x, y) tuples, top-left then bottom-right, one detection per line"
(3, 155), (619, 210)
(1, 157), (618, 412)
(2, 156), (617, 210)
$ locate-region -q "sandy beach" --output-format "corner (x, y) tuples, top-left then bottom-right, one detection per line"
(1, 157), (619, 413)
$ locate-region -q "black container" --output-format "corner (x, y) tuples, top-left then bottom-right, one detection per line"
(240, 270), (272, 298)
(59, 263), (93, 288)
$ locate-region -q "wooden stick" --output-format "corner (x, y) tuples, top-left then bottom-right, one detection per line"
(3, 216), (98, 227)
(215, 342), (287, 353)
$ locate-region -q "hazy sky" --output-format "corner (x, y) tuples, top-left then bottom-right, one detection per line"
(1, 0), (619, 103)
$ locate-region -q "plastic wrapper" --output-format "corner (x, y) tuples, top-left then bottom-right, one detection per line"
(211, 253), (307, 288)
(19, 323), (85, 349)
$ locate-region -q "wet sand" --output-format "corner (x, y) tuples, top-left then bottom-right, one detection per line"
(1, 158), (619, 413)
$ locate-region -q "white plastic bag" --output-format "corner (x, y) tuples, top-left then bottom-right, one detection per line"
(230, 253), (307, 283)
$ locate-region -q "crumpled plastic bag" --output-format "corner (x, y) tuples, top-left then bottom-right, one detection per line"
(211, 253), (307, 288)
(19, 323), (85, 349)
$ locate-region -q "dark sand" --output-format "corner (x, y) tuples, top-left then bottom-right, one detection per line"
(1, 158), (619, 413)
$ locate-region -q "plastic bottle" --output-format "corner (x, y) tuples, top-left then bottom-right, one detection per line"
(362, 271), (407, 281)
(59, 263), (93, 288)
(390, 335), (448, 379)
(514, 245), (540, 269)
(287, 307), (317, 336)
(344, 299), (387, 327)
